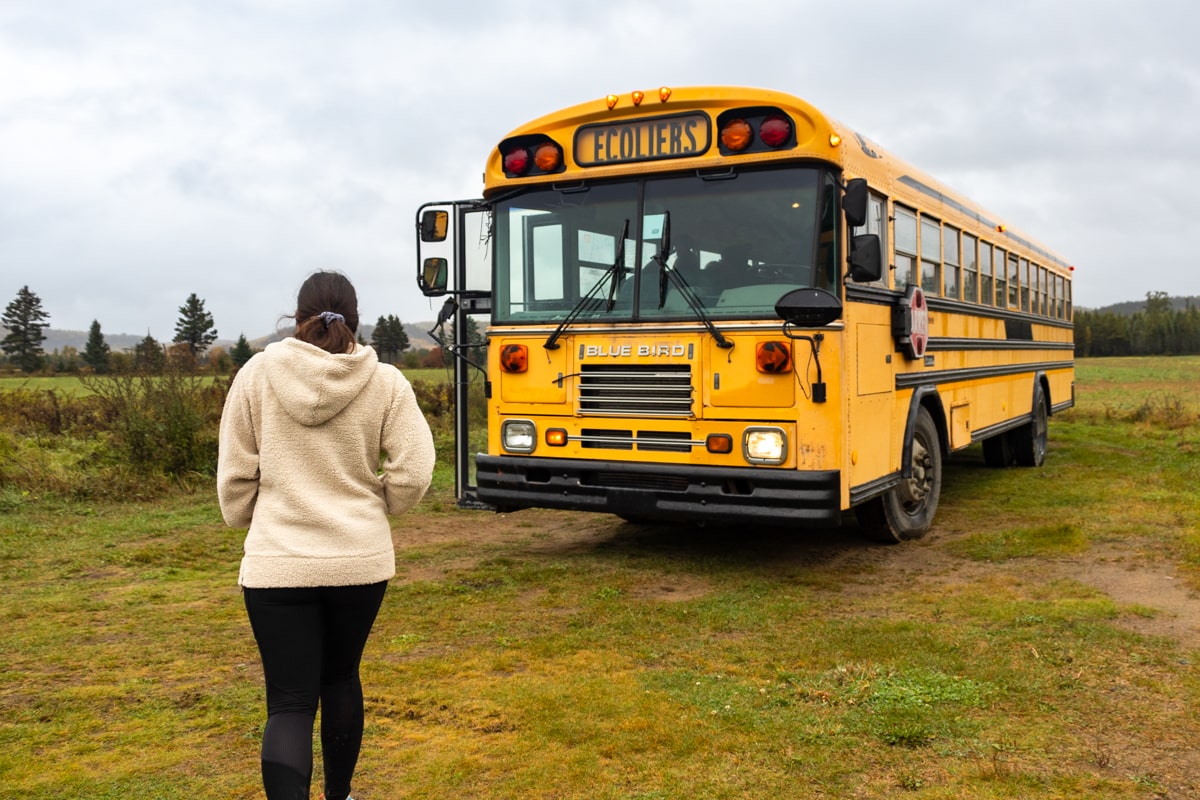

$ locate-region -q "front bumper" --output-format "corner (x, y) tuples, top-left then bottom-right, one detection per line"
(475, 455), (841, 525)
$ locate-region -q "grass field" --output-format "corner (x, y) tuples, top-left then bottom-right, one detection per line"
(2, 357), (1198, 798)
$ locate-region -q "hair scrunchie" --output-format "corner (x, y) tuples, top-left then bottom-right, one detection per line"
(317, 311), (345, 329)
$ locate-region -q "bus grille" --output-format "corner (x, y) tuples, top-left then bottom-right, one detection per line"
(578, 364), (693, 418)
(579, 429), (696, 453)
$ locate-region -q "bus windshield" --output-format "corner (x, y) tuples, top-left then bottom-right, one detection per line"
(493, 166), (837, 324)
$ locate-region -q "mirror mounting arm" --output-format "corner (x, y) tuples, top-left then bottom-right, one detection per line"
(783, 325), (827, 403)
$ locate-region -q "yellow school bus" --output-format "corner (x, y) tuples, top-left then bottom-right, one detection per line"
(416, 85), (1074, 541)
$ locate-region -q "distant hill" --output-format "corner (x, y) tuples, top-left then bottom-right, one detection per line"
(1081, 295), (1200, 316)
(32, 322), (439, 355)
(246, 322), (439, 352)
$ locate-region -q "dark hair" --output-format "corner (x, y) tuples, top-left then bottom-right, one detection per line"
(291, 271), (359, 354)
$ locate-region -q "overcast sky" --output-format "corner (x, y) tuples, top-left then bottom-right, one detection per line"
(2, 0), (1197, 342)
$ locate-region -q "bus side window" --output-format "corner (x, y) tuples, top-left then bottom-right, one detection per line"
(994, 247), (1007, 305)
(893, 206), (917, 288)
(851, 191), (889, 287)
(943, 225), (960, 299)
(1008, 253), (1020, 309)
(920, 216), (941, 295)
(962, 233), (978, 303)
(979, 242), (994, 306)
(1020, 258), (1030, 311)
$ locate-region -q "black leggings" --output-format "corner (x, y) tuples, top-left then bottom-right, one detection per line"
(243, 582), (387, 800)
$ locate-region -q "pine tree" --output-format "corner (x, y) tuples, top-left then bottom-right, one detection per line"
(173, 293), (218, 357)
(392, 315), (411, 354)
(1, 285), (50, 372)
(370, 315), (410, 364)
(370, 316), (388, 361)
(230, 334), (255, 367)
(82, 319), (111, 373)
(134, 333), (167, 374)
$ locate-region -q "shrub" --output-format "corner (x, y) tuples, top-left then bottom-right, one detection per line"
(0, 388), (109, 437)
(411, 378), (453, 419)
(80, 367), (227, 477)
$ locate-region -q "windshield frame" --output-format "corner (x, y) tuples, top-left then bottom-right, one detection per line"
(491, 164), (840, 326)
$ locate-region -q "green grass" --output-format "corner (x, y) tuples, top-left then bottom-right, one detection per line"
(2, 356), (1200, 797)
(0, 374), (95, 395)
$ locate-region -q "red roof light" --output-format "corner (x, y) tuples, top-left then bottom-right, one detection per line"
(503, 147), (530, 176)
(759, 115), (792, 147)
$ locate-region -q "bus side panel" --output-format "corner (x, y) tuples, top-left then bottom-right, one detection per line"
(845, 310), (899, 504)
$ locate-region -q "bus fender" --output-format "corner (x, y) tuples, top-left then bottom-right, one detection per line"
(1030, 371), (1050, 417)
(900, 387), (948, 479)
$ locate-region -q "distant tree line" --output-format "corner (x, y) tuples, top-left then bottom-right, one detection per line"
(1074, 292), (1200, 357)
(0, 285), (444, 374)
(12, 283), (1200, 373)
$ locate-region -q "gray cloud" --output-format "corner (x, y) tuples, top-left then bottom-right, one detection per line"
(2, 0), (1198, 342)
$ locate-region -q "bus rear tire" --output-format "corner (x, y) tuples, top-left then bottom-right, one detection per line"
(1010, 384), (1049, 467)
(982, 434), (1013, 467)
(855, 407), (942, 543)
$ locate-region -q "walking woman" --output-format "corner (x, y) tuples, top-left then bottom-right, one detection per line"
(218, 271), (436, 800)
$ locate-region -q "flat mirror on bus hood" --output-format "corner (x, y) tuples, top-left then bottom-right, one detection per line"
(774, 287), (843, 327)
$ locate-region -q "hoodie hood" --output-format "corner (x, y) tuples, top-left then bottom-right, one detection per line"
(261, 338), (380, 426)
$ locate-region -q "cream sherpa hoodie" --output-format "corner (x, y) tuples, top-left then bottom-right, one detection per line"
(217, 338), (435, 588)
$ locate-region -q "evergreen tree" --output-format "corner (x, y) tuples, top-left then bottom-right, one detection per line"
(173, 293), (218, 357)
(394, 316), (411, 353)
(230, 334), (255, 367)
(134, 333), (167, 374)
(370, 314), (410, 364)
(1, 285), (50, 372)
(82, 319), (111, 373)
(370, 316), (389, 360)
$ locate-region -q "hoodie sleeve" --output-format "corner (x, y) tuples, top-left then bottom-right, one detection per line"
(380, 375), (436, 516)
(217, 367), (261, 528)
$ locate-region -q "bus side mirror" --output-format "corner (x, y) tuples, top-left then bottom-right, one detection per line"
(843, 178), (869, 229)
(420, 210), (449, 243)
(420, 258), (449, 293)
(847, 234), (882, 283)
(775, 287), (843, 327)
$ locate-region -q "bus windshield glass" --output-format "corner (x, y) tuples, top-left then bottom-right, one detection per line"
(493, 166), (837, 324)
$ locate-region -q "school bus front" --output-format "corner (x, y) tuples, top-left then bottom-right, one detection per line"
(478, 324), (847, 525)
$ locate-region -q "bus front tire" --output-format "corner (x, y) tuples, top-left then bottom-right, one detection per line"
(855, 407), (942, 544)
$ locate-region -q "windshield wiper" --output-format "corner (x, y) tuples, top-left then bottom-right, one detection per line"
(660, 260), (734, 349)
(544, 218), (629, 351)
(605, 218), (630, 312)
(651, 209), (733, 349)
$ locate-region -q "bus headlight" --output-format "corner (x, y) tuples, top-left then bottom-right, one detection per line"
(743, 427), (787, 465)
(501, 420), (537, 453)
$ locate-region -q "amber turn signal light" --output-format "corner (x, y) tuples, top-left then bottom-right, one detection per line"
(719, 119), (753, 152)
(755, 341), (792, 373)
(499, 344), (528, 373)
(706, 433), (733, 454)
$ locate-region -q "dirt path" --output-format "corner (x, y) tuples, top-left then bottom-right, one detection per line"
(397, 507), (1200, 651)
(392, 506), (1200, 795)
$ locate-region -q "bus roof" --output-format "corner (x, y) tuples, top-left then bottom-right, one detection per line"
(485, 85), (1071, 272)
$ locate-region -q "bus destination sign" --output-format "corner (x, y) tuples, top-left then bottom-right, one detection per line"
(574, 113), (711, 167)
